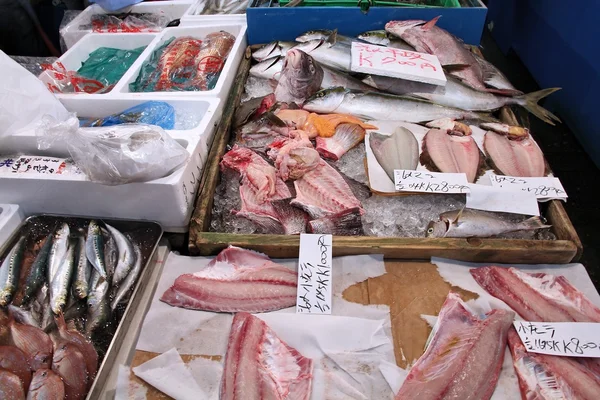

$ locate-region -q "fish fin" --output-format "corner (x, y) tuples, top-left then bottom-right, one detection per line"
(55, 312), (67, 333)
(422, 15), (441, 31)
(519, 216), (551, 231)
(515, 88), (562, 125)
(264, 112), (287, 128)
(485, 88), (523, 96)
(452, 207), (465, 227)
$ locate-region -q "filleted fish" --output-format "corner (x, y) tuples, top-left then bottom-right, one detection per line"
(369, 128), (419, 181)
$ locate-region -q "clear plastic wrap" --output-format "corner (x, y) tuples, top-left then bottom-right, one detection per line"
(79, 101), (176, 129)
(59, 10), (83, 52)
(80, 12), (169, 32)
(37, 115), (189, 185)
(38, 61), (107, 94)
(9, 56), (58, 76)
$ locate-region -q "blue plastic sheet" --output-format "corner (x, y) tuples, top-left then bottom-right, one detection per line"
(79, 101), (176, 129)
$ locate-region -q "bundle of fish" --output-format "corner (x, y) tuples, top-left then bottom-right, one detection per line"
(0, 220), (144, 399)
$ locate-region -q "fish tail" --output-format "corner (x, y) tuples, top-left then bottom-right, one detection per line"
(515, 88), (562, 125)
(519, 216), (552, 231)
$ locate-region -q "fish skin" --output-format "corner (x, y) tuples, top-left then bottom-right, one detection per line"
(9, 318), (53, 370)
(103, 231), (118, 283)
(49, 239), (75, 315)
(220, 312), (313, 400)
(34, 284), (54, 333)
(296, 29), (356, 46)
(0, 369), (26, 400)
(427, 209), (550, 238)
(160, 246), (298, 313)
(21, 234), (53, 306)
(308, 207), (364, 235)
(72, 236), (91, 300)
(85, 221), (106, 278)
(252, 41), (295, 61)
(47, 224), (70, 283)
(395, 292), (514, 400)
(85, 269), (110, 336)
(303, 87), (491, 123)
(483, 128), (546, 177)
(51, 341), (87, 400)
(472, 53), (522, 95)
(111, 245), (143, 311)
(357, 30), (414, 50)
(316, 123), (365, 161)
(293, 37), (352, 73)
(153, 37), (203, 91)
(0, 236), (26, 306)
(27, 369), (65, 400)
(0, 345), (31, 392)
(275, 49), (324, 105)
(54, 313), (98, 386)
(104, 224), (135, 287)
(369, 128), (419, 182)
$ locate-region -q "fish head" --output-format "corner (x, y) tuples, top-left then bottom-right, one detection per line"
(282, 49), (323, 82)
(385, 20), (427, 36)
(426, 220), (448, 238)
(357, 30), (388, 44)
(0, 289), (12, 307)
(55, 223), (70, 239)
(296, 30), (332, 43)
(303, 87), (348, 113)
(88, 220), (101, 235)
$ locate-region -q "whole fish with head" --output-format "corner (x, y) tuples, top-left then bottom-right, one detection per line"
(303, 87), (491, 123)
(85, 221), (106, 278)
(48, 224), (70, 282)
(49, 239), (75, 315)
(104, 224), (135, 287)
(426, 208), (550, 238)
(0, 369), (26, 399)
(296, 29), (357, 46)
(86, 269), (110, 336)
(72, 236), (91, 300)
(369, 128), (419, 182)
(103, 229), (118, 279)
(293, 32), (352, 72)
(0, 345), (31, 391)
(21, 234), (53, 306)
(357, 30), (414, 50)
(275, 49), (323, 104)
(154, 36), (203, 91)
(52, 340), (88, 400)
(0, 236), (26, 306)
(54, 313), (98, 386)
(111, 245), (143, 311)
(27, 369), (65, 400)
(8, 316), (53, 370)
(386, 17), (488, 92)
(252, 41), (295, 62)
(362, 74), (560, 125)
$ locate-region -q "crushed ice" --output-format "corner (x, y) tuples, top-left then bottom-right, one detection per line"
(174, 107), (204, 130)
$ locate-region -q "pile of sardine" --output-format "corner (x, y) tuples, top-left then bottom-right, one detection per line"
(0, 221), (142, 399)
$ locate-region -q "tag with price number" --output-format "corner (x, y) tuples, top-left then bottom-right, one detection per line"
(490, 175), (567, 201)
(394, 170), (470, 194)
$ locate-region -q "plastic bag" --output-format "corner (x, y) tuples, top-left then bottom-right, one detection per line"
(90, 0), (144, 12)
(80, 12), (170, 32)
(0, 51), (69, 138)
(79, 101), (176, 129)
(9, 56), (57, 76)
(77, 46), (146, 89)
(59, 10), (83, 52)
(37, 115), (189, 185)
(38, 61), (108, 94)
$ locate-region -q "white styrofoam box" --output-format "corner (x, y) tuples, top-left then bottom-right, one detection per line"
(179, 0), (248, 25)
(61, 1), (194, 50)
(114, 22), (247, 102)
(45, 33), (158, 99)
(0, 204), (24, 250)
(0, 97), (221, 232)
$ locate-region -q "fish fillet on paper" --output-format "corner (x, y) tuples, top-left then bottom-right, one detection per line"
(221, 312), (313, 400)
(484, 128), (546, 177)
(369, 128), (419, 182)
(395, 292), (514, 400)
(160, 246), (298, 313)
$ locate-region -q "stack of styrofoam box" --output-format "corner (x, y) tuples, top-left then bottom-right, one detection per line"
(0, 204), (24, 250)
(61, 0), (194, 50)
(0, 22), (247, 232)
(179, 0), (248, 26)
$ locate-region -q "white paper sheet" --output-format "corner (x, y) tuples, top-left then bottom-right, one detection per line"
(466, 183), (540, 216)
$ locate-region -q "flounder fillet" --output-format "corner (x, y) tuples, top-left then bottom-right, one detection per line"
(484, 129), (545, 177)
(369, 128), (419, 181)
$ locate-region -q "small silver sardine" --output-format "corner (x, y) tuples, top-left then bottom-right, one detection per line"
(22, 233), (53, 306)
(426, 209), (551, 238)
(105, 224), (135, 287)
(72, 236), (91, 300)
(369, 128), (419, 182)
(0, 236), (26, 306)
(85, 221), (106, 278)
(86, 269), (110, 336)
(48, 224), (70, 282)
(111, 246), (143, 311)
(50, 239), (75, 314)
(252, 41), (295, 61)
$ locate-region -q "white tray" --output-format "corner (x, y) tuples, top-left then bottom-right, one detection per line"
(0, 204), (24, 250)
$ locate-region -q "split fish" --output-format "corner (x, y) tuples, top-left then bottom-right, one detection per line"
(275, 49), (323, 104)
(0, 236), (26, 306)
(427, 209), (551, 238)
(161, 246), (298, 312)
(315, 123), (365, 161)
(482, 122), (546, 177)
(27, 369), (65, 400)
(369, 128), (419, 181)
(21, 234), (53, 306)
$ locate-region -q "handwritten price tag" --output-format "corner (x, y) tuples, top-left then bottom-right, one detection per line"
(490, 175), (567, 201)
(0, 156), (71, 175)
(296, 234), (332, 315)
(351, 42), (446, 86)
(394, 170), (470, 194)
(514, 321), (600, 358)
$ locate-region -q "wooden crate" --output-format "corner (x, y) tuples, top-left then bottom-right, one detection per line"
(188, 48), (582, 264)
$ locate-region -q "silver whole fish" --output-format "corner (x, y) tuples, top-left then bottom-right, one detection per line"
(472, 53), (522, 95)
(0, 236), (26, 306)
(426, 209), (551, 238)
(48, 224), (70, 282)
(296, 29), (357, 46)
(293, 35), (352, 73)
(22, 233), (53, 306)
(103, 230), (118, 280)
(303, 87), (490, 123)
(105, 224), (135, 287)
(252, 41), (296, 61)
(86, 269), (110, 336)
(85, 221), (106, 278)
(111, 246), (143, 311)
(50, 239), (75, 314)
(369, 128), (419, 182)
(34, 283), (54, 332)
(357, 30), (414, 50)
(72, 236), (91, 300)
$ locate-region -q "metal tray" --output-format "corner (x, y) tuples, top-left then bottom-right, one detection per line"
(0, 214), (163, 400)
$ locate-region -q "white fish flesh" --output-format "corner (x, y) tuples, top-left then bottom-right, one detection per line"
(369, 128), (419, 181)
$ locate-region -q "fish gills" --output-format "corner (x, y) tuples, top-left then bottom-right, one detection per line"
(421, 128), (481, 183)
(316, 123), (365, 161)
(27, 369), (65, 400)
(0, 370), (25, 400)
(484, 130), (545, 177)
(0, 345), (31, 392)
(369, 128), (419, 181)
(52, 341), (87, 400)
(221, 312), (313, 400)
(396, 293), (513, 400)
(160, 246), (297, 312)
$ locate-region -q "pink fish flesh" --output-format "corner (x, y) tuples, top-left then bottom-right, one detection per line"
(267, 136), (320, 181)
(160, 246), (298, 312)
(470, 267), (600, 322)
(396, 292), (514, 400)
(315, 123), (365, 161)
(308, 207), (363, 235)
(508, 328), (600, 400)
(291, 160), (363, 218)
(484, 130), (546, 177)
(220, 312), (313, 400)
(421, 128), (481, 183)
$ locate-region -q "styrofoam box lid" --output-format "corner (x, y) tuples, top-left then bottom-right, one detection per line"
(0, 204), (24, 251)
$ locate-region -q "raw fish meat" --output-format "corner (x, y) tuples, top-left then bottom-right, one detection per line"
(220, 312), (313, 400)
(291, 160), (364, 218)
(396, 292), (514, 400)
(470, 266), (600, 322)
(308, 207), (364, 235)
(268, 135), (320, 180)
(420, 127), (482, 183)
(369, 128), (419, 181)
(316, 123), (365, 161)
(483, 123), (546, 177)
(160, 246), (298, 312)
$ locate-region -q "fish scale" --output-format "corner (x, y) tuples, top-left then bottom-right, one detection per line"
(0, 236), (26, 306)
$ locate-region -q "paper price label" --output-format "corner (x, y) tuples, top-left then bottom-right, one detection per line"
(490, 175), (567, 200)
(514, 321), (600, 358)
(296, 234), (333, 315)
(0, 156), (71, 175)
(394, 170), (470, 194)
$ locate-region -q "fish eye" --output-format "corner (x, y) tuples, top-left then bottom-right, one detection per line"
(427, 228), (434, 234)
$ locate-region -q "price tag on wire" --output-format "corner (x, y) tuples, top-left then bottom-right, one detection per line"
(394, 170), (470, 194)
(296, 233), (333, 315)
